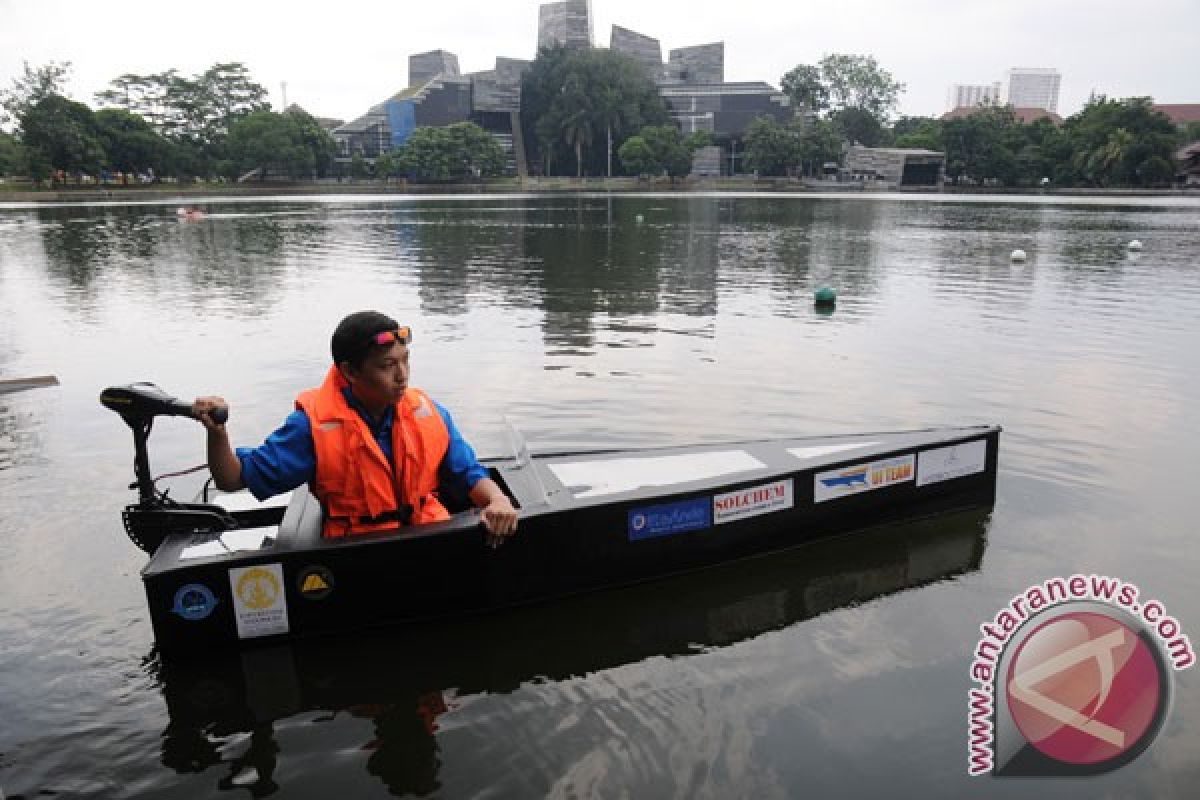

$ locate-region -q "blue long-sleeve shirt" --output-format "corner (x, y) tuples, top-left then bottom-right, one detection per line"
(235, 387), (489, 502)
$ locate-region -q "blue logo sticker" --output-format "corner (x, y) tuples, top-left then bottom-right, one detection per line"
(172, 583), (218, 621)
(628, 497), (711, 541)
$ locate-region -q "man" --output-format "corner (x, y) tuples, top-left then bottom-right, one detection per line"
(192, 310), (518, 546)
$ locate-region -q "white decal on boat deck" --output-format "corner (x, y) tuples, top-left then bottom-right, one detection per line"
(549, 451), (765, 498)
(229, 563), (290, 639)
(714, 479), (794, 524)
(788, 442), (881, 461)
(814, 454), (915, 503)
(917, 440), (987, 486)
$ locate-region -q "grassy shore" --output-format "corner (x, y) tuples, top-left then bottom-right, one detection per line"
(1, 176), (1196, 203)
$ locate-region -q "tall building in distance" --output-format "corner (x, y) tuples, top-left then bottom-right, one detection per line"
(946, 82), (1003, 112)
(1005, 68), (1061, 113)
(538, 0), (594, 50)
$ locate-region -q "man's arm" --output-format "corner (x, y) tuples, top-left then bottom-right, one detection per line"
(469, 477), (519, 544)
(193, 396), (245, 491)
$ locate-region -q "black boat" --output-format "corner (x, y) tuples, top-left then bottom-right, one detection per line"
(102, 382), (1000, 652)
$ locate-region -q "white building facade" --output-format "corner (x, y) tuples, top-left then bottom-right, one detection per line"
(947, 83), (1003, 111)
(1005, 68), (1061, 113)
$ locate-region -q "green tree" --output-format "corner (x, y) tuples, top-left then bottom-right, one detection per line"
(1, 60), (72, 132)
(781, 64), (827, 114)
(94, 70), (179, 133)
(941, 106), (1024, 185)
(20, 94), (105, 179)
(617, 135), (656, 176)
(349, 152), (368, 180)
(0, 131), (26, 176)
(818, 54), (904, 120)
(521, 45), (669, 177)
(639, 124), (691, 177)
(225, 110), (319, 180)
(1060, 97), (1177, 187)
(285, 107), (337, 178)
(743, 116), (799, 176)
(393, 123), (506, 182)
(93, 109), (171, 175)
(892, 116), (943, 150)
(795, 118), (842, 176)
(831, 107), (890, 147)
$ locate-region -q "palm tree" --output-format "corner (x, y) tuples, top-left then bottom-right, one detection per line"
(562, 108), (592, 178)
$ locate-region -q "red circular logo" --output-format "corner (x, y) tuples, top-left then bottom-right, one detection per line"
(1005, 611), (1164, 766)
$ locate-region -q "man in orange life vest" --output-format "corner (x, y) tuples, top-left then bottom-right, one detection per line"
(191, 311), (518, 546)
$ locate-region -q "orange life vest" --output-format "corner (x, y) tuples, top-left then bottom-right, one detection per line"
(295, 365), (451, 538)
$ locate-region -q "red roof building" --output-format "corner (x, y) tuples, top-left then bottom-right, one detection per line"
(941, 105), (1064, 125)
(1153, 104), (1200, 126)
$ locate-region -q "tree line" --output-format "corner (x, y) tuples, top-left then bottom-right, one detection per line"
(0, 61), (337, 183)
(746, 54), (1198, 187)
(3, 53), (1196, 188)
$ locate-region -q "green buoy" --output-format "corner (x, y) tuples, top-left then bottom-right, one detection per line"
(814, 287), (837, 308)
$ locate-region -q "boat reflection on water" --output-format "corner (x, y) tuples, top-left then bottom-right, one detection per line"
(149, 508), (989, 795)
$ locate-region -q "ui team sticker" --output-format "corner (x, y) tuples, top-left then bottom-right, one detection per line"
(814, 454), (915, 503)
(297, 565), (335, 600)
(171, 583), (218, 620)
(228, 563), (290, 639)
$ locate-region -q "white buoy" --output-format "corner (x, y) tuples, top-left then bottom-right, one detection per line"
(635, 214), (644, 224)
(1127, 240), (1143, 251)
(1010, 249), (1027, 262)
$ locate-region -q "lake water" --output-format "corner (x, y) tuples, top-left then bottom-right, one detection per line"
(1, 192), (1198, 798)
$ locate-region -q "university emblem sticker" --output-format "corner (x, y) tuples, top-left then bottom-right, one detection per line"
(228, 563), (290, 638)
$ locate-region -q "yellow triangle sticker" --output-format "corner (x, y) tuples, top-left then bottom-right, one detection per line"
(302, 574), (329, 593)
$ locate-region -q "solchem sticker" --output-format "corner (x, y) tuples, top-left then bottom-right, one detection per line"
(714, 479), (794, 524)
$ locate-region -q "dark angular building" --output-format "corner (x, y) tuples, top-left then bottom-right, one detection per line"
(610, 25), (663, 78)
(666, 43), (724, 85)
(659, 82), (791, 137)
(538, 0), (594, 50)
(333, 0), (791, 177)
(409, 50), (461, 86)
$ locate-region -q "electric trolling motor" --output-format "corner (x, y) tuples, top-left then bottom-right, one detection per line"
(101, 383), (237, 554)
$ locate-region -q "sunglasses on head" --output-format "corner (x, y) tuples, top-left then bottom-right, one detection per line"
(371, 326), (412, 347)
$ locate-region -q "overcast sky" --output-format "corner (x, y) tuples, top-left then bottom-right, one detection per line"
(1, 0), (1193, 125)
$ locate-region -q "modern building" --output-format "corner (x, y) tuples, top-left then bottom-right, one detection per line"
(333, 0), (791, 177)
(610, 25), (663, 78)
(844, 146), (944, 187)
(947, 83), (1003, 112)
(409, 50), (461, 86)
(940, 106), (1063, 126)
(1005, 68), (1061, 113)
(1175, 141), (1200, 186)
(660, 82), (790, 136)
(538, 0), (594, 50)
(666, 43), (724, 85)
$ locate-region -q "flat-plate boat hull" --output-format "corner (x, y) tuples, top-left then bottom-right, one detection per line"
(143, 426), (1000, 651)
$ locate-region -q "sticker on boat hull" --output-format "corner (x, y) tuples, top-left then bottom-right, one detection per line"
(229, 563), (289, 638)
(297, 565), (335, 600)
(917, 440), (987, 486)
(714, 479), (794, 524)
(815, 454), (915, 503)
(629, 497), (711, 541)
(171, 583), (218, 621)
